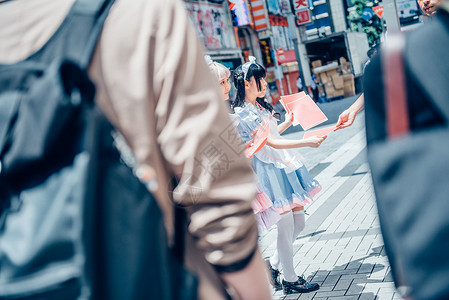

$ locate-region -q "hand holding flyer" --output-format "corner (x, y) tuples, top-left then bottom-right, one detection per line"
(303, 125), (337, 139)
(280, 92), (328, 130)
(245, 120), (270, 158)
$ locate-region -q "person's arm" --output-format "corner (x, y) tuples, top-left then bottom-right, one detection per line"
(335, 93), (365, 130)
(221, 250), (272, 300)
(277, 111), (293, 134)
(266, 135), (326, 149)
(152, 1), (271, 298)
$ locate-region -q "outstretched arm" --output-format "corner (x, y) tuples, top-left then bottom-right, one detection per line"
(335, 93), (365, 130)
(266, 135), (326, 149)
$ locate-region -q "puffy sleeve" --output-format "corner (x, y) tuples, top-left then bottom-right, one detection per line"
(233, 105), (264, 144)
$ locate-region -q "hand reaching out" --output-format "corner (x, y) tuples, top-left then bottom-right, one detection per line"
(335, 93), (364, 130)
(336, 108), (357, 130)
(304, 135), (327, 148)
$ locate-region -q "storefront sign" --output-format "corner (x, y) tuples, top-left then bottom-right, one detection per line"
(185, 1), (237, 50)
(228, 0), (251, 26)
(266, 0), (281, 15)
(294, 0), (309, 10)
(269, 14), (289, 27)
(295, 9), (312, 26)
(276, 49), (297, 64)
(279, 0), (292, 13)
(258, 29), (273, 39)
(260, 38), (275, 67)
(250, 0), (269, 31)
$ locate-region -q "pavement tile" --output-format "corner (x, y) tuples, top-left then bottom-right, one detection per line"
(345, 260), (362, 271)
(361, 287), (379, 295)
(317, 286), (335, 292)
(345, 281), (365, 295)
(340, 274), (371, 282)
(383, 270), (393, 283)
(357, 262), (375, 274)
(375, 294), (393, 300)
(378, 287), (395, 294)
(297, 292), (319, 299)
(358, 292), (377, 300)
(322, 275), (340, 287)
(314, 290), (346, 298)
(333, 279), (353, 291)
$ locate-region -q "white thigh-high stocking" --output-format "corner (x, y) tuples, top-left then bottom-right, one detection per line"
(270, 212), (297, 282)
(292, 210), (305, 241)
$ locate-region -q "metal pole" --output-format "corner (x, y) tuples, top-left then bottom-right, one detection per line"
(270, 36), (284, 95)
(287, 14), (305, 93)
(383, 0), (401, 32)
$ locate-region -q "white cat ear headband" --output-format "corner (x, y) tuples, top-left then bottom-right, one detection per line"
(242, 56), (257, 80)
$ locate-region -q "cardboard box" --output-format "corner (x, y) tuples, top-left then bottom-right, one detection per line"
(344, 89), (356, 97)
(342, 74), (354, 81)
(341, 62), (351, 74)
(344, 82), (355, 97)
(326, 69), (338, 78)
(325, 86), (335, 95)
(334, 89), (344, 96)
(331, 74), (344, 89)
(320, 73), (329, 83)
(311, 60), (322, 68)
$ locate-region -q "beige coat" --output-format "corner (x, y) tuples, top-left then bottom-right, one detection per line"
(0, 0), (259, 298)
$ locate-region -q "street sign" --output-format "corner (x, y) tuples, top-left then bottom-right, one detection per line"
(277, 48), (285, 60)
(373, 5), (384, 18)
(362, 8), (374, 21)
(295, 9), (312, 26)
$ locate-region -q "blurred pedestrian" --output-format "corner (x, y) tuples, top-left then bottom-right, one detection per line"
(417, 0), (442, 16)
(296, 75), (303, 93)
(363, 3), (449, 299)
(310, 74), (319, 102)
(336, 1), (444, 130)
(0, 0), (272, 299)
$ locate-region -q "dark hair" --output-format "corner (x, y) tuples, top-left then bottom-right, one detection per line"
(231, 62), (275, 111)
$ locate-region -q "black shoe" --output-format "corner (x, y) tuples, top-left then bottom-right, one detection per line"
(264, 257), (282, 291)
(282, 276), (320, 295)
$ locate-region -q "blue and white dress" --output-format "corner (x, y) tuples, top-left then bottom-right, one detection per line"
(234, 102), (321, 214)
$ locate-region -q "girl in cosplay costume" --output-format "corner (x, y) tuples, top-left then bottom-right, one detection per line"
(232, 56), (325, 295)
(204, 55), (281, 232)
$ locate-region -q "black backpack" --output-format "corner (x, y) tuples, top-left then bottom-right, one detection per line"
(367, 27), (449, 300)
(0, 0), (197, 299)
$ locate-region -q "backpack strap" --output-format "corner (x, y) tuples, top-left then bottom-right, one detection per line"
(27, 0), (115, 69)
(382, 33), (409, 139)
(69, 0), (115, 68)
(381, 32), (413, 297)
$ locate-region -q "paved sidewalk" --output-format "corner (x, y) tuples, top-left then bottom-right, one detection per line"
(259, 112), (398, 300)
